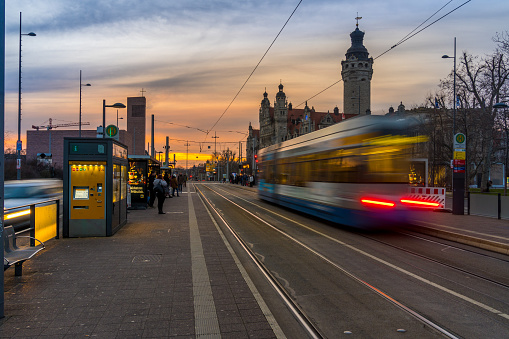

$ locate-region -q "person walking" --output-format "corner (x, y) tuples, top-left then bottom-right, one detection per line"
(153, 174), (168, 214)
(170, 174), (179, 197)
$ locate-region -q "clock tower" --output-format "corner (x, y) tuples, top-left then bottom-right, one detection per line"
(341, 20), (373, 116)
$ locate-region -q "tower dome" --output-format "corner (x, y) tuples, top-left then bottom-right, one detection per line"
(345, 28), (369, 61)
(276, 83), (285, 99)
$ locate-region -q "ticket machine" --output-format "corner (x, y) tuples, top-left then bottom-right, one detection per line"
(63, 138), (128, 237)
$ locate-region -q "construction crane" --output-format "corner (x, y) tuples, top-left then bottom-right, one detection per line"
(32, 118), (90, 130)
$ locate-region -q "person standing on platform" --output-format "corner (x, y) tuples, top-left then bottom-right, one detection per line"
(153, 174), (168, 214)
(148, 171), (156, 207)
(163, 172), (172, 198)
(178, 174), (184, 193)
(170, 174), (179, 197)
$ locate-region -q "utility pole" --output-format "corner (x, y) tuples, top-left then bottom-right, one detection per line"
(212, 131), (219, 181)
(164, 136), (170, 167)
(239, 141), (242, 164)
(151, 114), (154, 158)
(226, 147), (230, 181)
(185, 140), (190, 175)
(1, 0), (7, 318)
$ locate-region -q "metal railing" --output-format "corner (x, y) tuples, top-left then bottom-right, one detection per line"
(467, 192), (509, 220)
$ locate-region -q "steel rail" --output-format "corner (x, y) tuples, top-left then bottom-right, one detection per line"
(373, 230), (509, 289)
(202, 184), (462, 339)
(195, 184), (324, 339)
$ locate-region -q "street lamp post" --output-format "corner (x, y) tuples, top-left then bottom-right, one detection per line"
(443, 37), (464, 215)
(17, 12), (36, 180)
(494, 102), (509, 196)
(442, 37), (457, 135)
(156, 151), (163, 163)
(2, 0), (7, 319)
(102, 100), (126, 138)
(79, 70), (91, 137)
(116, 109), (123, 130)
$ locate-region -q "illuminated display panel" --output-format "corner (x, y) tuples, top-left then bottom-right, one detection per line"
(73, 187), (89, 200)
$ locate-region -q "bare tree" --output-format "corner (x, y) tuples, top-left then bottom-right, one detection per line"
(438, 49), (509, 191)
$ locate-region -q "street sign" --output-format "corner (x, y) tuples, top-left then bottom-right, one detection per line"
(453, 133), (466, 149)
(106, 125), (118, 137)
(453, 159), (466, 173)
(16, 140), (22, 151)
(453, 151), (466, 160)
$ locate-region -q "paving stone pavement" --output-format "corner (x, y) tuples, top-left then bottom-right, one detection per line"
(0, 184), (281, 338)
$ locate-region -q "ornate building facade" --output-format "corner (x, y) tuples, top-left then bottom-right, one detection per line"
(246, 23), (372, 164)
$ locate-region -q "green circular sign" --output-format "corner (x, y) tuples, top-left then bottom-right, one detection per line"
(106, 125), (118, 137)
(455, 133), (465, 144)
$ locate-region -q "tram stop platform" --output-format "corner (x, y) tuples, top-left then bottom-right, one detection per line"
(2, 184), (509, 338)
(1, 184), (298, 338)
(409, 210), (509, 255)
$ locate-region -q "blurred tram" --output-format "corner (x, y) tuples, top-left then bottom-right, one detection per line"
(257, 115), (436, 229)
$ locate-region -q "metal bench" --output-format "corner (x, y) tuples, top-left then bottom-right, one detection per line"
(4, 226), (45, 276)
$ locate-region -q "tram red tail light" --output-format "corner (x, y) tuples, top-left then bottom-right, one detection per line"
(400, 199), (440, 208)
(361, 198), (396, 208)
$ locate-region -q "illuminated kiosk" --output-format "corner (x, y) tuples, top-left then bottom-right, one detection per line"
(63, 138), (128, 237)
(128, 155), (161, 209)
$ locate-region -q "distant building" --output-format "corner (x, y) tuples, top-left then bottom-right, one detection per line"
(257, 84), (346, 150)
(26, 96), (147, 170)
(246, 123), (259, 174)
(127, 96), (146, 156)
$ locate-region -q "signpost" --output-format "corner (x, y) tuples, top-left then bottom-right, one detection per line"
(452, 133), (466, 215)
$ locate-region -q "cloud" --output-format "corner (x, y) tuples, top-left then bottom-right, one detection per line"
(4, 0), (508, 156)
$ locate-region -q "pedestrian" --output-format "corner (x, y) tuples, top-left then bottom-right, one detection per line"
(147, 171), (156, 207)
(171, 174), (179, 197)
(163, 172), (172, 198)
(178, 174), (184, 193)
(153, 174), (168, 214)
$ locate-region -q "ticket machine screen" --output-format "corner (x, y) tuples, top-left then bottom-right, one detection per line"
(73, 187), (89, 200)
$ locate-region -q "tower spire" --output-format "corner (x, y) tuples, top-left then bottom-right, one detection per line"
(355, 13), (362, 28)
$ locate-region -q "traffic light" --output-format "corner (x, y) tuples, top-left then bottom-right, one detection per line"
(254, 154), (258, 163)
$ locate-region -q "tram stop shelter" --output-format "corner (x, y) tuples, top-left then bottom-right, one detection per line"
(63, 138), (129, 237)
(128, 155), (160, 209)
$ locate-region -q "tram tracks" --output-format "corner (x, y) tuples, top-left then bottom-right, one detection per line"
(362, 231), (509, 290)
(196, 184), (462, 338)
(195, 185), (324, 339)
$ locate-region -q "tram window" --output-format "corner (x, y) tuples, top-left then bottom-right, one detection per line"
(265, 159), (275, 184)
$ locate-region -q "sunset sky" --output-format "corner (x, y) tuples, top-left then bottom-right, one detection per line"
(3, 0), (508, 165)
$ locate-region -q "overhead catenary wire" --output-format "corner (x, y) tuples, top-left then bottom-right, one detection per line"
(374, 0), (471, 60)
(205, 0), (304, 138)
(296, 0), (472, 108)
